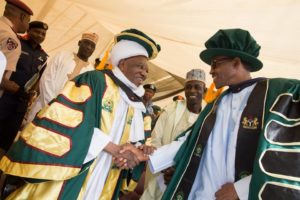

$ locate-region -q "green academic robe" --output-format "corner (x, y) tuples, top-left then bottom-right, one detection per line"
(161, 78), (300, 200)
(0, 70), (150, 200)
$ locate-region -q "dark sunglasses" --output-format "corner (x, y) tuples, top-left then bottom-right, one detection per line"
(211, 57), (233, 67)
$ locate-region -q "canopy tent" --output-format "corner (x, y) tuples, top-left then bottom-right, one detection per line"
(1, 0), (299, 104)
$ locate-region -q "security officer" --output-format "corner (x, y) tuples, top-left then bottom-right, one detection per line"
(0, 0), (33, 98)
(0, 21), (48, 154)
(142, 83), (156, 116)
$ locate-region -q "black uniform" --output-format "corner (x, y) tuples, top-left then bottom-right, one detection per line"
(0, 37), (48, 151)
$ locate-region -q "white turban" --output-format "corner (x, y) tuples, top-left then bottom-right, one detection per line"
(110, 40), (149, 67)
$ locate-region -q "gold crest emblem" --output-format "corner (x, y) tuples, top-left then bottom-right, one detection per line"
(127, 115), (133, 125)
(175, 191), (185, 200)
(193, 144), (202, 157)
(102, 98), (113, 113)
(242, 117), (259, 129)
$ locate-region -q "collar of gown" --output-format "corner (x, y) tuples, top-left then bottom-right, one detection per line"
(229, 77), (266, 93)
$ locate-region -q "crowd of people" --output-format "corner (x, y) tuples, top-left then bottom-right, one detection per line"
(0, 0), (299, 199)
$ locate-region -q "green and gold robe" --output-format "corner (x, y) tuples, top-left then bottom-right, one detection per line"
(0, 70), (151, 200)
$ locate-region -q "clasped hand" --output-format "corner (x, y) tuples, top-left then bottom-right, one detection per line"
(113, 143), (156, 169)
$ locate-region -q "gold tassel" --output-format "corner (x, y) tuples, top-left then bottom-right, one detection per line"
(204, 83), (224, 103)
(96, 42), (114, 70)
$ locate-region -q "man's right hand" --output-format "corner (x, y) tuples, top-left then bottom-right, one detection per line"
(120, 143), (151, 162)
(105, 142), (144, 169)
(162, 167), (175, 185)
(0, 71), (20, 93)
(114, 148), (140, 169)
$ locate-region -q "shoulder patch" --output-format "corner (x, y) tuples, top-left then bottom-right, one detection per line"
(6, 38), (18, 51)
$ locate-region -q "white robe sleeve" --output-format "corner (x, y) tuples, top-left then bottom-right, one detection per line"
(151, 109), (169, 147)
(148, 131), (190, 174)
(39, 52), (62, 107)
(0, 51), (6, 81)
(26, 53), (63, 123)
(234, 175), (252, 200)
(83, 128), (112, 164)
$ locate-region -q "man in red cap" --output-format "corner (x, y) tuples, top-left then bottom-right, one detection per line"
(0, 21), (48, 157)
(0, 0), (33, 193)
(0, 0), (33, 120)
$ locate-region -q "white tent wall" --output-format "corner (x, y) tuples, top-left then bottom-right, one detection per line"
(1, 0), (299, 106)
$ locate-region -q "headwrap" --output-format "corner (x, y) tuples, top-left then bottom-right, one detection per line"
(110, 40), (148, 67)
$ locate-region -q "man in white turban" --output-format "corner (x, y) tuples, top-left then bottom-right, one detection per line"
(0, 28), (161, 200)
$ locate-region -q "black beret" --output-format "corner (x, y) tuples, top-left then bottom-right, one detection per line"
(152, 105), (161, 113)
(143, 84), (156, 92)
(29, 21), (48, 30)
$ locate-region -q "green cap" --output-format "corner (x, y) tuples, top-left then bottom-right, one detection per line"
(200, 29), (263, 72)
(115, 28), (161, 59)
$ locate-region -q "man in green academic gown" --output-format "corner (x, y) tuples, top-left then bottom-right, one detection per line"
(148, 28), (300, 200)
(0, 28), (160, 200)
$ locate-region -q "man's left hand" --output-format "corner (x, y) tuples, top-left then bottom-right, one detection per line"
(215, 183), (239, 200)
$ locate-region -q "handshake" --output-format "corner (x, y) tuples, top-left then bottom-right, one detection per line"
(110, 143), (156, 169)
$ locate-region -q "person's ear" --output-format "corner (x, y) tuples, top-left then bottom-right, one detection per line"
(118, 59), (125, 71)
(232, 57), (242, 69)
(20, 13), (25, 23)
(78, 40), (82, 47)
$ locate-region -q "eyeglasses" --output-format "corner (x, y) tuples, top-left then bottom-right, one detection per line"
(211, 57), (233, 68)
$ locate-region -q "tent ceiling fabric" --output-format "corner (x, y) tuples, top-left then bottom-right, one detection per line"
(145, 62), (185, 102)
(1, 0), (299, 102)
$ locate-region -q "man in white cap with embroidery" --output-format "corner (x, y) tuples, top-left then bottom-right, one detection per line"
(26, 32), (99, 123)
(0, 28), (160, 200)
(141, 69), (206, 200)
